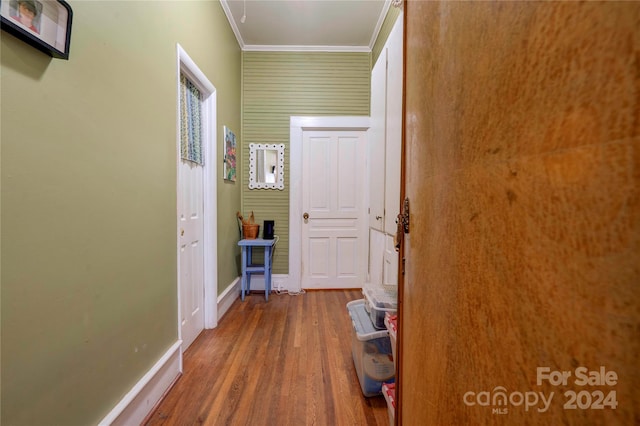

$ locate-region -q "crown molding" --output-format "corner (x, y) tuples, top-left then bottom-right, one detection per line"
(242, 44), (371, 53)
(368, 0), (392, 51)
(220, 0), (246, 49)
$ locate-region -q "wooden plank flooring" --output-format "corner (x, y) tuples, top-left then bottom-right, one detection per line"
(145, 290), (389, 426)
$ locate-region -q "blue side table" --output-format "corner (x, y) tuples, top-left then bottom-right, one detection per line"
(238, 238), (277, 301)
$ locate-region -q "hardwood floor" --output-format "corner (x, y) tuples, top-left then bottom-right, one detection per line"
(145, 289), (390, 426)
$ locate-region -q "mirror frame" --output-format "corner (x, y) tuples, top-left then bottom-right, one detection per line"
(248, 143), (285, 190)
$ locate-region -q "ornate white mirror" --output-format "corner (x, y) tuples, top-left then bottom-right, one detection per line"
(248, 143), (285, 190)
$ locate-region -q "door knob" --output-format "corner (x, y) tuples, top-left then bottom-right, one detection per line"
(303, 212), (309, 220)
(181, 229), (184, 236)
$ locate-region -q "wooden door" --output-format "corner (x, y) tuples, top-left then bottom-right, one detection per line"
(399, 2), (639, 425)
(301, 130), (367, 289)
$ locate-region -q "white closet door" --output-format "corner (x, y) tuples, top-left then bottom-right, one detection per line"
(384, 16), (404, 235)
(369, 48), (387, 232)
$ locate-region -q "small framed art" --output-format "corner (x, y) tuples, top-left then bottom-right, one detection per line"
(223, 126), (237, 182)
(0, 0), (73, 59)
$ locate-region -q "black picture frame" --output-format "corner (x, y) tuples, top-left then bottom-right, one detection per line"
(0, 0), (72, 60)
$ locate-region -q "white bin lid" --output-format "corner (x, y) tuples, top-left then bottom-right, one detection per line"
(347, 299), (389, 340)
(363, 287), (398, 309)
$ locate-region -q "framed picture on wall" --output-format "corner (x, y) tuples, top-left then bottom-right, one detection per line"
(224, 126), (237, 182)
(0, 0), (72, 59)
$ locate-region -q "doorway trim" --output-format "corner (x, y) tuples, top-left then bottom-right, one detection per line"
(176, 44), (218, 342)
(289, 116), (370, 292)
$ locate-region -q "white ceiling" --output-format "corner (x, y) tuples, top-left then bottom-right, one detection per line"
(220, 0), (391, 52)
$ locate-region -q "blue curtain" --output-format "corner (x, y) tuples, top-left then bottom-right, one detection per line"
(180, 74), (203, 165)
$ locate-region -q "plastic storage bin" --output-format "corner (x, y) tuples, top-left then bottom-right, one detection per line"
(384, 312), (398, 368)
(382, 382), (396, 426)
(363, 287), (398, 329)
(347, 299), (395, 397)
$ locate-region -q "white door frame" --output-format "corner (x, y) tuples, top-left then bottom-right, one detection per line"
(176, 44), (218, 349)
(289, 116), (370, 292)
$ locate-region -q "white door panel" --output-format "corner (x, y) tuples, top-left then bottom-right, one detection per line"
(179, 157), (204, 350)
(309, 136), (331, 211)
(309, 239), (329, 277)
(383, 233), (398, 286)
(336, 237), (358, 276)
(302, 131), (367, 289)
(337, 136), (358, 210)
(368, 228), (385, 285)
(369, 48), (387, 231)
(384, 16), (404, 234)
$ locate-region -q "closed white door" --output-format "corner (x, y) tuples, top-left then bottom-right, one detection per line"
(301, 131), (367, 289)
(369, 47), (387, 232)
(179, 159), (204, 350)
(384, 14), (404, 234)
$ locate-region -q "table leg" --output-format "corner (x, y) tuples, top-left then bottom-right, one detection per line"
(264, 246), (272, 301)
(247, 246), (253, 294)
(241, 246), (247, 301)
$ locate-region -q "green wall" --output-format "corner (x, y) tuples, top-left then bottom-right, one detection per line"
(0, 1), (241, 424)
(241, 51), (370, 274)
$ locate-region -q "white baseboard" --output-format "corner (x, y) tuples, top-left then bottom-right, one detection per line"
(240, 274), (290, 293)
(99, 341), (182, 426)
(217, 277), (240, 321)
(274, 274), (292, 292)
(216, 275), (291, 308)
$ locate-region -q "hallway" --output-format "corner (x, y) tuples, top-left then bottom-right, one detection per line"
(145, 290), (389, 425)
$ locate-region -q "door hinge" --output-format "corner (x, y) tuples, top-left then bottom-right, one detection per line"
(394, 197), (410, 251)
(400, 197), (410, 234)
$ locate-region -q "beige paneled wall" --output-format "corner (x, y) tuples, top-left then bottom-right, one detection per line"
(402, 1), (639, 424)
(242, 52), (370, 274)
